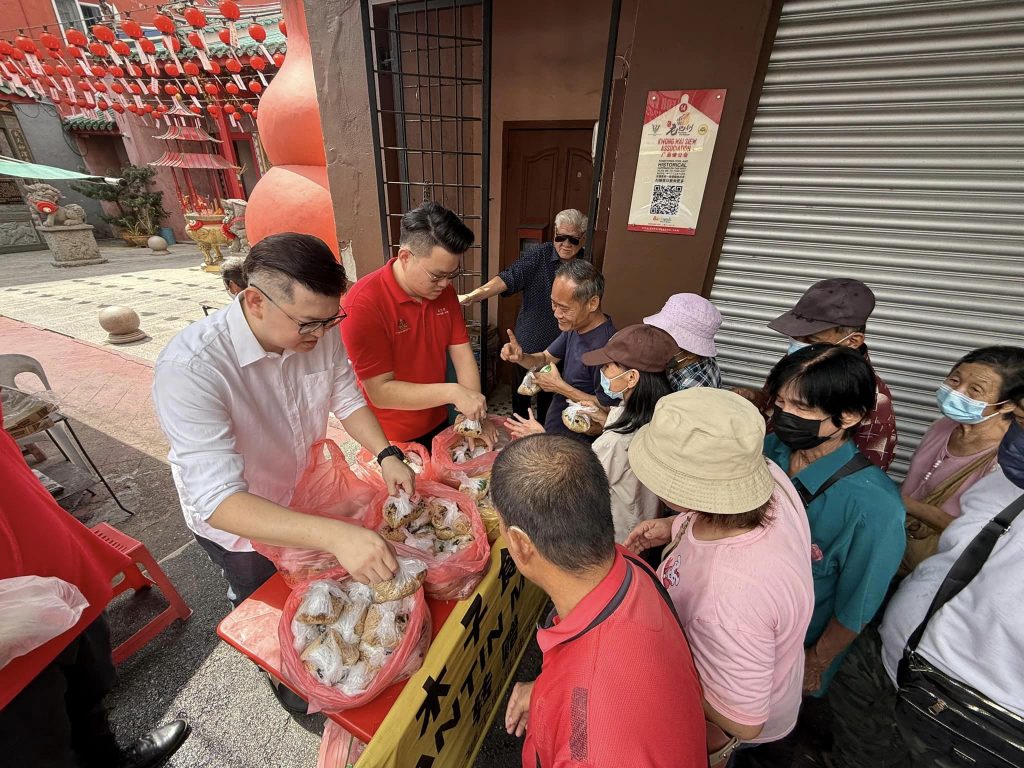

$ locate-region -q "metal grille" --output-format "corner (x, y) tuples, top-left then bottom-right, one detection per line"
(361, 0), (492, 386)
(710, 0), (1024, 477)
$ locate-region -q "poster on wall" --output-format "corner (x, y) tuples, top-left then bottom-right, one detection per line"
(627, 89), (727, 235)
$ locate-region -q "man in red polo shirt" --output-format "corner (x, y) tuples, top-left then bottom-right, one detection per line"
(490, 434), (706, 768)
(342, 202), (496, 447)
(0, 399), (189, 767)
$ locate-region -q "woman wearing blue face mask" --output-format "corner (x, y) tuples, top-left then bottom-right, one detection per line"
(899, 346), (1024, 574)
(505, 324), (675, 542)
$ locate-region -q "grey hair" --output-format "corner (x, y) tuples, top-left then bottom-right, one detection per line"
(555, 258), (604, 304)
(554, 209), (587, 236)
(221, 256), (247, 288)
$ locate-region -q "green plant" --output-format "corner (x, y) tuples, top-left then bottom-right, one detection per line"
(72, 165), (169, 236)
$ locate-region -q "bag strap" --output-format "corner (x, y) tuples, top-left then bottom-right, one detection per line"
(792, 451), (873, 507)
(904, 492), (1024, 656)
(919, 448), (999, 508)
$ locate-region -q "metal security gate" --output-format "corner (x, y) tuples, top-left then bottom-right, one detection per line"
(709, 0), (1024, 476)
(360, 0), (492, 386)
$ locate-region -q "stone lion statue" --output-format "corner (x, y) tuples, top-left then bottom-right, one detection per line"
(222, 198), (249, 254)
(23, 182), (87, 228)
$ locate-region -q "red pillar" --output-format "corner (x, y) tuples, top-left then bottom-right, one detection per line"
(210, 100), (246, 200)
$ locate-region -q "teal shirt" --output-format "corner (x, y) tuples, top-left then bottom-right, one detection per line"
(764, 435), (906, 692)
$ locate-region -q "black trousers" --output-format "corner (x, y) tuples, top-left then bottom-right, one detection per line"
(511, 365), (553, 422)
(194, 535), (277, 608)
(0, 616), (122, 768)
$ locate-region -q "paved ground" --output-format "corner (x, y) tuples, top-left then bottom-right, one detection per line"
(0, 244), (532, 767)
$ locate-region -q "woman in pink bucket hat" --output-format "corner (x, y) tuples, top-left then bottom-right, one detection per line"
(644, 293), (723, 392)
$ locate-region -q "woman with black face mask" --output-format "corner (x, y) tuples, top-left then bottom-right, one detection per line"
(742, 344), (907, 767)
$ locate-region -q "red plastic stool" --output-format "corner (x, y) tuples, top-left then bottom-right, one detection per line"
(91, 523), (193, 664)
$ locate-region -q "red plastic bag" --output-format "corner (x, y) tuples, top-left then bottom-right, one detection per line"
(317, 722), (365, 768)
(352, 440), (435, 489)
(367, 482), (491, 600)
(430, 416), (511, 488)
(254, 440), (377, 587)
(278, 567), (430, 714)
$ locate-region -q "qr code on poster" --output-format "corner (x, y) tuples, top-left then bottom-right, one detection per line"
(650, 184), (682, 216)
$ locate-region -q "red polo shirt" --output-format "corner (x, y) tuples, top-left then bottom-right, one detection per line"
(341, 258), (470, 441)
(0, 399), (130, 710)
(524, 546), (706, 768)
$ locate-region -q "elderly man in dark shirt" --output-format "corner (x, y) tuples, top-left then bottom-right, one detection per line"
(460, 208), (587, 420)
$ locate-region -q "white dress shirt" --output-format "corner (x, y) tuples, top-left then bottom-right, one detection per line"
(152, 296), (366, 552)
(880, 469), (1024, 716)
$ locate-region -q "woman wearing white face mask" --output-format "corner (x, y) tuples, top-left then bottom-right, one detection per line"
(505, 324), (675, 542)
(899, 346), (1024, 574)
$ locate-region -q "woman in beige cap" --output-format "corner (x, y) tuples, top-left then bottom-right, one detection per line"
(506, 324), (676, 543)
(625, 388), (814, 765)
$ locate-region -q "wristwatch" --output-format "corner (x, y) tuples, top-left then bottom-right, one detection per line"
(376, 445), (405, 465)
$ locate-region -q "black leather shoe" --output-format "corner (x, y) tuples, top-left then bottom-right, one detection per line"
(121, 719), (190, 768)
(265, 670), (309, 715)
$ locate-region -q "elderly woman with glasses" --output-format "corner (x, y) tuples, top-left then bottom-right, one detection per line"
(460, 208), (588, 421)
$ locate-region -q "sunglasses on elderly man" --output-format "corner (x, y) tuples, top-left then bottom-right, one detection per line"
(554, 233), (581, 246)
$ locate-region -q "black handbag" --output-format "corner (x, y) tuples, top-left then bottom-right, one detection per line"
(895, 492), (1024, 767)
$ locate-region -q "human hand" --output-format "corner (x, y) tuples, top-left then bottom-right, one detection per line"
(458, 292), (474, 306)
(452, 386), (487, 422)
(500, 329), (523, 364)
(623, 517), (674, 554)
(331, 524), (398, 584)
(468, 416), (499, 451)
(381, 455), (416, 496)
(802, 647), (826, 694)
(505, 680), (535, 737)
(505, 408), (546, 439)
(532, 364), (563, 394)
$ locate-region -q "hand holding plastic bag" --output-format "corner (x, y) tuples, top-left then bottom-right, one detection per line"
(0, 576), (89, 669)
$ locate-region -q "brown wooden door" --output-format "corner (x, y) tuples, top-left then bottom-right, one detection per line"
(498, 124), (594, 381)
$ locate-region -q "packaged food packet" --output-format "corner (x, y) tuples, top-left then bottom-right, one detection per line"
(562, 400), (598, 433)
(370, 557), (427, 603)
(329, 582), (372, 645)
(517, 363), (551, 396)
(382, 490), (418, 528)
(454, 417), (482, 437)
(296, 580), (346, 625)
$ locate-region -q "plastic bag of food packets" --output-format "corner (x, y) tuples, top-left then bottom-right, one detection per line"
(254, 440), (377, 587)
(352, 440), (435, 488)
(430, 415), (510, 487)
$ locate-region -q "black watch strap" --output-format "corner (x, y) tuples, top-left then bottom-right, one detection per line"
(376, 445), (405, 465)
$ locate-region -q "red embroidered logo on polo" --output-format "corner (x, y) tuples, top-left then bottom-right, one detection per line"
(396, 319), (409, 334)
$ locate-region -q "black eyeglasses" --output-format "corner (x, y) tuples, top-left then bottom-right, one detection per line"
(417, 261), (466, 284)
(554, 233), (581, 246)
(249, 283), (347, 335)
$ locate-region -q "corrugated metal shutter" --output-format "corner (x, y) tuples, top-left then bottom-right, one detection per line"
(709, 0), (1024, 477)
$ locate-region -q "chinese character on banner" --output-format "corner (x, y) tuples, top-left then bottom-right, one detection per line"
(627, 89), (727, 235)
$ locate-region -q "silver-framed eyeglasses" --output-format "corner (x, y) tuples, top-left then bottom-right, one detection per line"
(249, 283), (347, 335)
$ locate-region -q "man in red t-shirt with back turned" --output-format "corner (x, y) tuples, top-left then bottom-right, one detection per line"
(490, 434), (706, 768)
(342, 202), (497, 448)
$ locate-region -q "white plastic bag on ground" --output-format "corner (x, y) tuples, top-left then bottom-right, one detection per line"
(0, 576), (89, 669)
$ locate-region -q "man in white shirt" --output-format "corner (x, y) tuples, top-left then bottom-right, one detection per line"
(153, 233), (414, 609)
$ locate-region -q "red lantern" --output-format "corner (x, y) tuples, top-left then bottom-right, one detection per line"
(111, 82), (124, 94)
(225, 58), (241, 74)
(112, 41), (130, 57)
(225, 83), (239, 95)
(248, 80), (261, 93)
(145, 63), (159, 77)
(184, 83), (198, 96)
(122, 19), (143, 39)
(140, 38), (156, 55)
(127, 63), (141, 78)
(14, 35), (37, 54)
(165, 62), (180, 77)
(207, 104), (221, 117)
(253, 109), (258, 119)
(128, 83), (141, 95)
(40, 32), (62, 51)
(72, 64), (86, 77)
(75, 97), (87, 107)
(189, 104), (202, 114)
(149, 83), (159, 95)
(88, 42), (107, 58)
(223, 104), (236, 114)
(170, 37), (181, 53)
(279, 20), (288, 37)
(93, 81), (107, 92)
(90, 65), (106, 77)
(153, 14), (175, 35)
(183, 61), (200, 77)
(272, 52), (285, 68)
(219, 1), (241, 20)
(66, 46), (84, 60)
(209, 61), (222, 74)
(97, 98), (109, 110)
(0, 40), (12, 56)
(218, 29), (231, 46)
(56, 65), (71, 77)
(248, 24), (267, 42)
(241, 102), (254, 114)
(111, 102), (124, 113)
(127, 104), (138, 114)
(249, 55), (266, 71)
(66, 29), (88, 47)
(187, 32), (206, 51)
(109, 64), (124, 78)
(184, 8), (207, 28)
(143, 103), (154, 113)
(204, 82), (220, 96)
(42, 63), (56, 76)
(77, 80), (91, 91)
(156, 103), (168, 113)
(92, 25), (115, 43)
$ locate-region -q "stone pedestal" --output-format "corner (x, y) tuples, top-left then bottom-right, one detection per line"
(37, 224), (107, 268)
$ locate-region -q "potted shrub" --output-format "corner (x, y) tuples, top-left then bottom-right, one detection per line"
(73, 165), (169, 247)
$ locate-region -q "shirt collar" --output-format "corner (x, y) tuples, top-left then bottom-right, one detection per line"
(577, 314), (611, 338)
(536, 548), (628, 653)
(226, 295), (276, 368)
(383, 256), (423, 305)
(793, 439), (859, 496)
(547, 244), (586, 263)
